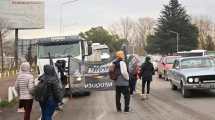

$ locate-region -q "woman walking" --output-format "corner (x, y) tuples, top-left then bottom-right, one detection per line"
(15, 62), (34, 120)
(140, 56), (154, 100)
(38, 65), (62, 120)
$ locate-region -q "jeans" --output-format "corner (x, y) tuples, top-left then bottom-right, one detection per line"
(39, 98), (58, 120)
(115, 86), (130, 111)
(142, 80), (151, 94)
(129, 75), (137, 94)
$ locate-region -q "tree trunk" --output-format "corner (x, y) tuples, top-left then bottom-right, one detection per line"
(0, 31), (4, 72)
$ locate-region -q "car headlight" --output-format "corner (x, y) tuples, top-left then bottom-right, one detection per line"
(194, 78), (199, 83)
(77, 77), (82, 81)
(188, 78), (194, 83)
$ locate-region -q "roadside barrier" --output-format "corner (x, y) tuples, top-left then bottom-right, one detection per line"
(0, 70), (17, 80)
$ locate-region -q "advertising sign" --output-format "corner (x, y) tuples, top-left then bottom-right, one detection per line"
(0, 0), (44, 29)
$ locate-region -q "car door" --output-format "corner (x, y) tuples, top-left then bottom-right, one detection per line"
(171, 60), (180, 85)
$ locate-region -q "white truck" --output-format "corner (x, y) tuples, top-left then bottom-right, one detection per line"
(36, 36), (92, 93)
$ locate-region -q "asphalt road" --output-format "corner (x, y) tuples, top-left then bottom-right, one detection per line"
(54, 75), (215, 120)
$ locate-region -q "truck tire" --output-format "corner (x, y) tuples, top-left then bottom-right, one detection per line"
(170, 81), (177, 90)
(181, 84), (190, 98)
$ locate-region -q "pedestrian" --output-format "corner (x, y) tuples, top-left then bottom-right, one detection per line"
(15, 62), (34, 120)
(128, 55), (140, 95)
(140, 56), (154, 100)
(38, 65), (63, 120)
(112, 51), (130, 112)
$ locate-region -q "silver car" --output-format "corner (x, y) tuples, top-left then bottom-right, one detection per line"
(168, 56), (215, 98)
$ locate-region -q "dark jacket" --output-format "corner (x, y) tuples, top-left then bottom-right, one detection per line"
(39, 65), (63, 103)
(140, 62), (154, 81)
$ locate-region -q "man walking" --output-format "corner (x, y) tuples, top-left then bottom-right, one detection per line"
(112, 51), (130, 112)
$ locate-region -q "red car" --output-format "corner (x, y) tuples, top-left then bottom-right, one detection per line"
(157, 56), (180, 80)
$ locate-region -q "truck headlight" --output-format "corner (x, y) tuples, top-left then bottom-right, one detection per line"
(194, 78), (199, 83)
(188, 78), (194, 83)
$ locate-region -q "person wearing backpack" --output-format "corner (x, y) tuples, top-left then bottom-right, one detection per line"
(15, 62), (34, 120)
(140, 56), (154, 100)
(110, 51), (130, 112)
(38, 65), (63, 120)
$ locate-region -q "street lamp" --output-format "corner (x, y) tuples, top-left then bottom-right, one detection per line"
(169, 30), (180, 52)
(59, 0), (79, 34)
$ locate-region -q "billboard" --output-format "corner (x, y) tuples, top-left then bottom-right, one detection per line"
(0, 0), (44, 29)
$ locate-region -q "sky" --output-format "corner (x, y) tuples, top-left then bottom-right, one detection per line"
(18, 0), (215, 39)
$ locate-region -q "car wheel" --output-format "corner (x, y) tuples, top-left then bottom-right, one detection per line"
(158, 73), (162, 78)
(181, 84), (190, 98)
(170, 81), (177, 90)
(164, 72), (168, 81)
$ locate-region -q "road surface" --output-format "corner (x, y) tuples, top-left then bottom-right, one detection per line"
(54, 76), (215, 120)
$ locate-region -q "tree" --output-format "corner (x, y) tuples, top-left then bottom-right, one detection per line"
(146, 0), (199, 54)
(0, 18), (9, 72)
(200, 35), (215, 50)
(79, 26), (125, 52)
(192, 16), (215, 49)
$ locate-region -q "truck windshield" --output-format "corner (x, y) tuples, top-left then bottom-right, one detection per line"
(38, 42), (80, 58)
(181, 58), (215, 69)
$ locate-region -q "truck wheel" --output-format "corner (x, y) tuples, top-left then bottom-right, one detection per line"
(181, 84), (190, 98)
(170, 81), (177, 90)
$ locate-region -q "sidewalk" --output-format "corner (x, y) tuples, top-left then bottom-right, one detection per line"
(0, 77), (16, 100)
(0, 77), (40, 120)
(0, 101), (41, 120)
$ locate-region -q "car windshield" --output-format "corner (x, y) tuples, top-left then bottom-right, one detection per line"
(165, 57), (178, 64)
(181, 58), (215, 69)
(38, 42), (80, 58)
(99, 48), (109, 54)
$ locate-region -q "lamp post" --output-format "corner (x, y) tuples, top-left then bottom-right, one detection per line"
(169, 30), (180, 52)
(59, 0), (79, 34)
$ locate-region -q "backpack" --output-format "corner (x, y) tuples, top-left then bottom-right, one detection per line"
(30, 80), (50, 102)
(109, 61), (119, 80)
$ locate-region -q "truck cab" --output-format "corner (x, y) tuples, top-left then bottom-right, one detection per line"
(37, 36), (92, 89)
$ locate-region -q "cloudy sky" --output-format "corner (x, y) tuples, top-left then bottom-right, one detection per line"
(19, 0), (215, 39)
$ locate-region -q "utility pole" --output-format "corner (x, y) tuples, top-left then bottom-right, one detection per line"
(0, 31), (3, 72)
(15, 29), (18, 69)
(169, 30), (180, 52)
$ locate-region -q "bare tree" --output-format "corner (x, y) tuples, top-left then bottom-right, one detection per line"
(136, 17), (155, 48)
(109, 17), (135, 42)
(192, 16), (215, 50)
(0, 18), (9, 72)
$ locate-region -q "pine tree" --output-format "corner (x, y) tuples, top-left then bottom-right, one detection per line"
(146, 0), (198, 54)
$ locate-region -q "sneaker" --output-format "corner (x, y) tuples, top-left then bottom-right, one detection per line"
(17, 108), (25, 113)
(117, 109), (122, 112)
(124, 109), (129, 112)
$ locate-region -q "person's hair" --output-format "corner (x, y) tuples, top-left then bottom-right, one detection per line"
(115, 51), (125, 60)
(145, 56), (151, 62)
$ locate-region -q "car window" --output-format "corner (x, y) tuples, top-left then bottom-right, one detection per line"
(173, 60), (179, 69)
(181, 58), (215, 69)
